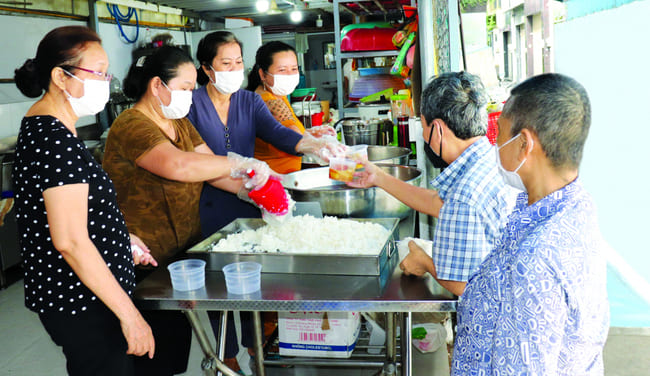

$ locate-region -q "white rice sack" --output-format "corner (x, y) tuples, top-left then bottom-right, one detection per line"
(210, 215), (389, 255)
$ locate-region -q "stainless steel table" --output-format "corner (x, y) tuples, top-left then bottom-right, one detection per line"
(134, 255), (456, 375)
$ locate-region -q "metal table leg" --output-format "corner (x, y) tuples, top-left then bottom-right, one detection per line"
(252, 311), (266, 376)
(401, 312), (412, 376)
(183, 310), (240, 376)
(383, 312), (397, 376)
(216, 311), (228, 376)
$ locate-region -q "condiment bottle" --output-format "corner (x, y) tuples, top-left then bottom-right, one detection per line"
(397, 115), (410, 149)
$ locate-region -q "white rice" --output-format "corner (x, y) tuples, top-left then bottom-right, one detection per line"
(210, 215), (390, 255)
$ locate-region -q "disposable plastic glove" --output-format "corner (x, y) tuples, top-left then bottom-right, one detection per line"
(236, 185), (255, 204)
(305, 125), (337, 138)
(295, 132), (347, 164)
(228, 152), (273, 190)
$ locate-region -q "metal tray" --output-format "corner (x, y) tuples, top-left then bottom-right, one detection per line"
(186, 217), (400, 276)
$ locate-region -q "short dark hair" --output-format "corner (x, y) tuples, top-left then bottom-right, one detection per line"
(123, 45), (193, 101)
(245, 41), (296, 91)
(195, 31), (243, 86)
(501, 73), (591, 169)
(419, 71), (488, 140)
(14, 26), (101, 98)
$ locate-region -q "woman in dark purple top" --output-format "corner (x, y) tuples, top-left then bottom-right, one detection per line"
(187, 86), (302, 234)
(187, 31), (342, 237)
(187, 31), (344, 373)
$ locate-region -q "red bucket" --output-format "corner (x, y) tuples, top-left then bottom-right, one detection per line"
(310, 112), (324, 126)
(487, 111), (500, 145)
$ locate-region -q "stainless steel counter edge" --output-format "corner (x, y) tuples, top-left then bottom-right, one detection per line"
(134, 298), (458, 313)
(134, 262), (458, 313)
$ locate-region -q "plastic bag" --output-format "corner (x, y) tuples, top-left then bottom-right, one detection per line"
(412, 323), (446, 353)
(397, 237), (433, 262)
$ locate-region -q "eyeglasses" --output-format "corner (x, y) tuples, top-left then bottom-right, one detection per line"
(66, 66), (113, 82)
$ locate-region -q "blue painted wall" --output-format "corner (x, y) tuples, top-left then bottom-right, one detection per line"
(566, 0), (643, 19)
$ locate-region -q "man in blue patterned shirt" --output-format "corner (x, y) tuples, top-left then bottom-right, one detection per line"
(351, 71), (514, 296)
(350, 72), (516, 375)
(453, 73), (609, 375)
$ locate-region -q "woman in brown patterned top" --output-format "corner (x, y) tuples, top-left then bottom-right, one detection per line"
(103, 46), (272, 266)
(102, 46), (273, 376)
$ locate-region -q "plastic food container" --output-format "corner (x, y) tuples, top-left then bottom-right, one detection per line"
(346, 144), (368, 160)
(223, 262), (262, 295)
(329, 157), (357, 182)
(346, 144), (368, 171)
(167, 259), (206, 291)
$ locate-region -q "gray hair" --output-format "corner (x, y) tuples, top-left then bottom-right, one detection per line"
(419, 71), (488, 139)
(501, 73), (591, 169)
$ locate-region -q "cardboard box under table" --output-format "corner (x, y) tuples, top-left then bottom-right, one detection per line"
(279, 311), (361, 358)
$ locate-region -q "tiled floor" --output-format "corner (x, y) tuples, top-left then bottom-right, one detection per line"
(1, 268), (650, 376)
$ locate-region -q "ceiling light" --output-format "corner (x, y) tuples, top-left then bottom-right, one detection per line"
(290, 9), (302, 23)
(256, 0), (270, 12)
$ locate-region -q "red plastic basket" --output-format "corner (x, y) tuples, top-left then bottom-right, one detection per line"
(341, 28), (397, 52)
(487, 111), (500, 145)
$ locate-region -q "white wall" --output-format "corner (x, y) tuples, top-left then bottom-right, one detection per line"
(555, 1), (650, 290)
(531, 14), (543, 76)
(0, 14), (236, 140)
(0, 15), (86, 97)
(98, 23), (190, 85)
(0, 16), (190, 139)
(461, 13), (488, 52)
(0, 15), (89, 139)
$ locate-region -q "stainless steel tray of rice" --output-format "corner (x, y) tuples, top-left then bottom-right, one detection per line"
(186, 216), (400, 276)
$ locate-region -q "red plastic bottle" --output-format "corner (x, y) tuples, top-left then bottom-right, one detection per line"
(246, 170), (289, 215)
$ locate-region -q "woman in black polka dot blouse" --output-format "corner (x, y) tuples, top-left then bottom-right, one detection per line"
(12, 26), (156, 376)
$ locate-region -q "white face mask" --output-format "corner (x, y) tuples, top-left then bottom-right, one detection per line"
(158, 81), (193, 119)
(210, 66), (244, 94)
(265, 72), (299, 96)
(63, 71), (109, 118)
(495, 133), (531, 192)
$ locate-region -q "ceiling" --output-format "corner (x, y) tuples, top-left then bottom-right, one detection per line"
(145, 0), (414, 32)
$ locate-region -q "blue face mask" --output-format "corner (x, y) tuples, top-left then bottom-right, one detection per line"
(495, 133), (531, 192)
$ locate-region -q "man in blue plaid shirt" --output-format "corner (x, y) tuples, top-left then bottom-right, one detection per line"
(351, 71), (515, 296)
(452, 74), (608, 375)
